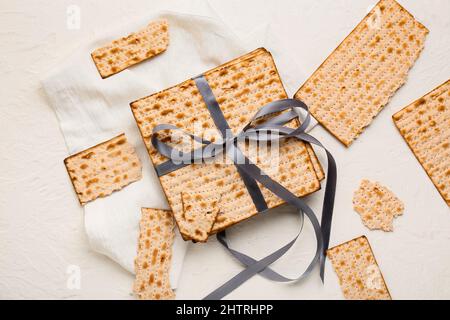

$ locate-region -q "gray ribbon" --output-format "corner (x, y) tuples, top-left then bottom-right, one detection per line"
(152, 75), (337, 300)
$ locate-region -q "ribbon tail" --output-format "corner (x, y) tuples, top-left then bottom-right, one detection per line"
(319, 150), (337, 281)
(204, 231), (300, 300)
(215, 208), (305, 283)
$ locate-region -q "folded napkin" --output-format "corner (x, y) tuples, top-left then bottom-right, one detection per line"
(42, 4), (310, 290)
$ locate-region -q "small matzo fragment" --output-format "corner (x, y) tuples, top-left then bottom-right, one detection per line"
(328, 236), (391, 300)
(294, 0), (428, 146)
(353, 180), (404, 232)
(133, 208), (175, 300)
(180, 192), (221, 242)
(393, 80), (450, 206)
(64, 133), (142, 205)
(91, 19), (169, 78)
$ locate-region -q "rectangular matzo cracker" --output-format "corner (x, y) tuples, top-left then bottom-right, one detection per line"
(294, 0), (428, 147)
(328, 236), (391, 300)
(64, 133), (142, 205)
(131, 48), (324, 241)
(133, 208), (175, 300)
(91, 19), (169, 78)
(393, 80), (450, 206)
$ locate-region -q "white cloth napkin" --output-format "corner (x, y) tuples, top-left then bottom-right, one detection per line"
(42, 5), (310, 290)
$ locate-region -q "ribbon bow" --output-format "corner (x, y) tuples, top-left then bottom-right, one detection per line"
(151, 75), (337, 300)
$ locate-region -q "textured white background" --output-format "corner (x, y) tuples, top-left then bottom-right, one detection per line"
(0, 0), (449, 299)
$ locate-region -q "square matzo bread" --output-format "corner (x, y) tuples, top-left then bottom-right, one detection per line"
(393, 80), (450, 206)
(131, 48), (324, 241)
(133, 208), (175, 300)
(64, 133), (142, 205)
(328, 236), (391, 300)
(294, 0), (428, 147)
(91, 19), (169, 78)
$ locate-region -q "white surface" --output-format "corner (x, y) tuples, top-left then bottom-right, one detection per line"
(0, 0), (449, 300)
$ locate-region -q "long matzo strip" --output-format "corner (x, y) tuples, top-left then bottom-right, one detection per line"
(131, 48), (323, 241)
(294, 0), (428, 147)
(328, 236), (391, 300)
(64, 133), (142, 205)
(393, 80), (450, 206)
(133, 208), (175, 300)
(91, 20), (169, 79)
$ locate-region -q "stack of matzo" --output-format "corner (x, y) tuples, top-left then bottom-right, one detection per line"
(91, 19), (169, 78)
(328, 236), (391, 300)
(64, 134), (142, 205)
(294, 0), (428, 146)
(133, 208), (175, 300)
(393, 80), (450, 206)
(131, 48), (325, 242)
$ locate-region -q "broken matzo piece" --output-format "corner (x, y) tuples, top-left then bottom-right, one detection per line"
(180, 192), (221, 242)
(294, 0), (428, 147)
(393, 80), (450, 206)
(91, 19), (169, 78)
(306, 143), (325, 181)
(64, 133), (142, 205)
(328, 236), (391, 300)
(353, 180), (404, 232)
(133, 208), (175, 300)
(131, 48), (323, 241)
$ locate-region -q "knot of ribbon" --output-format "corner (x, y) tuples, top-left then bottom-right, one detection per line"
(151, 75), (337, 300)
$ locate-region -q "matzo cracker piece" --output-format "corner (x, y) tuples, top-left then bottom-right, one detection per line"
(295, 0), (428, 146)
(353, 180), (404, 232)
(180, 192), (221, 242)
(306, 143), (325, 181)
(133, 208), (175, 300)
(328, 236), (391, 300)
(91, 19), (169, 78)
(64, 133), (142, 205)
(393, 80), (450, 206)
(131, 48), (322, 240)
